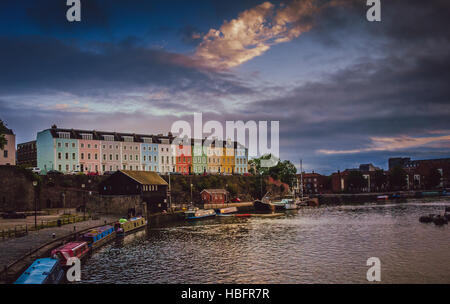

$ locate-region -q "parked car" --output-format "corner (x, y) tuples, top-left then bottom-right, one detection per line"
(2, 211), (27, 219)
(231, 197), (241, 203)
(103, 171), (116, 176)
(47, 170), (63, 176)
(86, 171), (99, 176)
(26, 167), (41, 174)
(68, 170), (83, 175)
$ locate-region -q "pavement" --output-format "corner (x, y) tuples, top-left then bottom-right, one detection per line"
(0, 215), (117, 268)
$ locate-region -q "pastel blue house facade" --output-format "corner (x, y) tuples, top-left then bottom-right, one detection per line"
(37, 130), (55, 174)
(37, 129), (79, 174)
(141, 140), (159, 172)
(235, 144), (248, 174)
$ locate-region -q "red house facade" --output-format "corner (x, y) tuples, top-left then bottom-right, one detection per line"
(176, 144), (192, 174)
(201, 189), (229, 204)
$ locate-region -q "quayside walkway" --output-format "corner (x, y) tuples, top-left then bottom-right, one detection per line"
(0, 215), (116, 269)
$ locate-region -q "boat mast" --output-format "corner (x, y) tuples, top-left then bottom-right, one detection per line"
(300, 159), (304, 200)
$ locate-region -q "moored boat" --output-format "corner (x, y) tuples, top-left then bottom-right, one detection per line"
(283, 198), (299, 210)
(82, 225), (116, 249)
(253, 200), (274, 212)
(217, 206), (238, 216)
(51, 241), (90, 267)
(14, 258), (65, 284)
(114, 216), (147, 235)
(185, 208), (216, 220)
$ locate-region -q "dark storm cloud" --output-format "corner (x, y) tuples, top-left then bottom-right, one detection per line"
(0, 35), (254, 97)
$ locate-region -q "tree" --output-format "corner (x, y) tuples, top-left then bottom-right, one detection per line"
(0, 119), (8, 150)
(250, 154), (297, 187)
(388, 167), (407, 190)
(425, 168), (442, 189)
(373, 170), (387, 191)
(346, 170), (365, 192)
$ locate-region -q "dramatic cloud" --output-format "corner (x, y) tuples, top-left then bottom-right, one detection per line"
(318, 135), (450, 155)
(0, 36), (254, 98)
(195, 0), (316, 68)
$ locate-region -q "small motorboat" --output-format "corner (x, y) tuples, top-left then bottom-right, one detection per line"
(217, 206), (238, 216)
(185, 208), (216, 220)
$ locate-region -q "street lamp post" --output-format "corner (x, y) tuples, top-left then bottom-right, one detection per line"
(32, 181), (38, 229)
(168, 172), (172, 209)
(190, 183), (193, 205)
(81, 183), (85, 220)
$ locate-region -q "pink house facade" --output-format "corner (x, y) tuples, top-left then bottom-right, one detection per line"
(78, 134), (101, 173)
(0, 129), (16, 166)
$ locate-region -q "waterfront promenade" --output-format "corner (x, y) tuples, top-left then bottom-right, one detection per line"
(0, 215), (116, 269)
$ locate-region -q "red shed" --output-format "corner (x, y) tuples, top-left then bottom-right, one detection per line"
(201, 189), (229, 204)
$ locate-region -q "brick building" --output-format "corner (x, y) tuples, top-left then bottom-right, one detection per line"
(17, 140), (37, 167)
(389, 157), (450, 189)
(201, 189), (229, 204)
(298, 172), (331, 194)
(331, 164), (385, 193)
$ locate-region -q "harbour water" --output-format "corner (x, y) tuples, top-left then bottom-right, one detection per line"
(80, 199), (450, 284)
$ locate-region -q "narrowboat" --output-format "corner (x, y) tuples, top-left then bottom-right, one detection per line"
(82, 225), (116, 249)
(114, 216), (147, 235)
(185, 208), (216, 220)
(14, 258), (65, 284)
(217, 206), (238, 216)
(51, 241), (90, 267)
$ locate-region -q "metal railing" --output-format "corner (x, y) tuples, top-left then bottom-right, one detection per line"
(0, 215), (90, 241)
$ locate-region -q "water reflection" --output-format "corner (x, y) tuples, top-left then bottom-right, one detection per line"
(80, 200), (450, 284)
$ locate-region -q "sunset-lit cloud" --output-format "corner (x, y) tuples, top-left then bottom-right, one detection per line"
(318, 135), (450, 155)
(195, 0), (316, 69)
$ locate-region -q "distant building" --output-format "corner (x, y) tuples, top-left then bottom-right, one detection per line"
(0, 128), (15, 166)
(297, 172), (330, 194)
(389, 157), (450, 189)
(359, 163), (380, 172)
(17, 140), (37, 167)
(99, 170), (169, 212)
(201, 189), (229, 204)
(331, 164), (385, 193)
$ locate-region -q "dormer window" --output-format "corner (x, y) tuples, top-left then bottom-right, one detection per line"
(57, 132), (70, 139)
(103, 135), (114, 141)
(81, 133), (93, 140)
(143, 137), (152, 144)
(123, 136), (134, 142)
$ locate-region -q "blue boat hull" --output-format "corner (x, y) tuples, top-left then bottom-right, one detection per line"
(186, 214), (216, 220)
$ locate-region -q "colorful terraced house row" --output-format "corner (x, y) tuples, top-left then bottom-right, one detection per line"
(36, 126), (248, 175)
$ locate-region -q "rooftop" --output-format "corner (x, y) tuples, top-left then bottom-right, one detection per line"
(120, 170), (168, 186)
